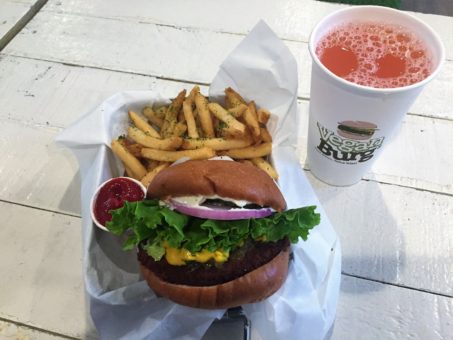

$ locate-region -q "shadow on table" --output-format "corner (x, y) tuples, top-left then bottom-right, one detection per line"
(56, 150), (82, 216)
(94, 226), (140, 274)
(304, 170), (407, 294)
(58, 169), (82, 215)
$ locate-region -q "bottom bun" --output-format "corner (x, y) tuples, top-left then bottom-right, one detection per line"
(140, 248), (290, 309)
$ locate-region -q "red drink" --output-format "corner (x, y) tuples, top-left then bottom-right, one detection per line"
(316, 22), (433, 88)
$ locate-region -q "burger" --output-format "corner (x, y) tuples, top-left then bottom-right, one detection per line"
(106, 159), (319, 309)
(337, 120), (378, 140)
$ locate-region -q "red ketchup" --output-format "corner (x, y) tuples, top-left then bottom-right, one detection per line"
(94, 177), (145, 226)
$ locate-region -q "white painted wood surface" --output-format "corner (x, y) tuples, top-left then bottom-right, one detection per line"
(0, 202), (86, 339)
(332, 275), (453, 340)
(0, 55), (451, 199)
(4, 5), (453, 120)
(0, 319), (70, 340)
(0, 1), (36, 40)
(305, 171), (453, 296)
(0, 0), (46, 50)
(0, 0), (452, 339)
(41, 0), (453, 61)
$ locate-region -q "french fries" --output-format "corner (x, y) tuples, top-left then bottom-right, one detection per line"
(243, 102), (260, 138)
(110, 86), (280, 184)
(154, 106), (167, 119)
(182, 137), (253, 151)
(183, 100), (199, 138)
(257, 108), (271, 124)
(225, 87), (246, 108)
(142, 106), (164, 128)
(251, 157), (278, 180)
(161, 89), (186, 137)
(173, 122), (188, 137)
(195, 92), (215, 138)
(111, 139), (147, 180)
(123, 142), (143, 158)
(141, 147), (216, 162)
(141, 163), (170, 187)
(187, 85), (200, 103)
(129, 110), (161, 138)
(124, 165), (135, 179)
(145, 159), (161, 171)
(128, 127), (182, 150)
(208, 103), (246, 136)
(218, 142), (272, 159)
(228, 104), (247, 118)
(260, 127), (273, 143)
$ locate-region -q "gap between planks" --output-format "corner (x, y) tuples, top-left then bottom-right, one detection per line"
(1, 195), (451, 298)
(342, 272), (453, 299)
(1, 52), (451, 124)
(0, 198), (81, 218)
(0, 0), (49, 51)
(303, 172), (453, 198)
(0, 269), (450, 340)
(36, 6), (453, 62)
(0, 316), (81, 340)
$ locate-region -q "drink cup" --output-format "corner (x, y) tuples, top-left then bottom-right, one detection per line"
(307, 6), (444, 186)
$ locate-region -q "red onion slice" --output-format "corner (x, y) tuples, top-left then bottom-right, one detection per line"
(170, 200), (273, 220)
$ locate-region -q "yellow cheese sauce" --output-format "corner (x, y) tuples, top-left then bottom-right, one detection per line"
(164, 243), (229, 266)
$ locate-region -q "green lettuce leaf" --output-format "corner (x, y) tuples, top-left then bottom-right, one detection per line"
(106, 200), (320, 261)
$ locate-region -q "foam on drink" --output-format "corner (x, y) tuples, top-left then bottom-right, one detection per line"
(316, 22), (433, 88)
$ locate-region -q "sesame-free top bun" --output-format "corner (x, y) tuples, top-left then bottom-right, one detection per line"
(147, 160), (286, 211)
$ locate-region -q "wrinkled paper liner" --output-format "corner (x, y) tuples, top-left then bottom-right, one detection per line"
(57, 20), (341, 340)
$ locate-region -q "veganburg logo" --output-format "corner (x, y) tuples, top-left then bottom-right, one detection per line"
(316, 121), (384, 164)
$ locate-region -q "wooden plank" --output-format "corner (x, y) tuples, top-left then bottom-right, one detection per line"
(0, 55), (207, 130)
(0, 0), (48, 50)
(0, 202), (87, 339)
(0, 1), (34, 40)
(0, 319), (75, 340)
(305, 171), (453, 296)
(365, 114), (453, 193)
(332, 275), (453, 339)
(2, 11), (241, 85)
(0, 119), (81, 216)
(42, 0), (453, 61)
(1, 201), (451, 340)
(2, 10), (452, 120)
(410, 60), (453, 120)
(0, 56), (450, 209)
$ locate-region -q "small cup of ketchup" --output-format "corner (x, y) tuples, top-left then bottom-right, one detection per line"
(90, 177), (146, 231)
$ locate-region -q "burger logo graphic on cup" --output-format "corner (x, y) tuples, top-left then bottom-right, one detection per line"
(336, 121), (378, 141)
(316, 120), (384, 164)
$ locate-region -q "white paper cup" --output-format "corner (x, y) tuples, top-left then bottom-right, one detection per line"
(307, 6), (445, 186)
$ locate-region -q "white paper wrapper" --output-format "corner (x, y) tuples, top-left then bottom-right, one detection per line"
(56, 20), (341, 340)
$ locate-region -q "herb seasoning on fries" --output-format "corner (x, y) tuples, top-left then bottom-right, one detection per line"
(111, 86), (279, 187)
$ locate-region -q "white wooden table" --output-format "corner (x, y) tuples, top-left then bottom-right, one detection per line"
(0, 0), (452, 339)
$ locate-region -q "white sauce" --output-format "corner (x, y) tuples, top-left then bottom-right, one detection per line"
(172, 195), (251, 208)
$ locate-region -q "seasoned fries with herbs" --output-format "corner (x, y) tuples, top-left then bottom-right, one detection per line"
(111, 86), (279, 183)
(195, 92), (215, 138)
